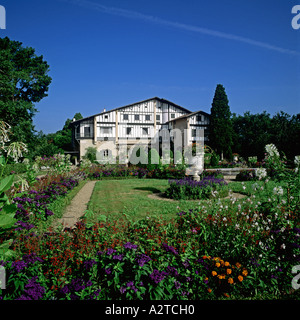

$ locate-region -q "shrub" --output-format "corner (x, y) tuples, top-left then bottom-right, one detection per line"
(165, 176), (228, 200)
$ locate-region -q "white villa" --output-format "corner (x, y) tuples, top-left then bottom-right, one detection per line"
(70, 97), (210, 161)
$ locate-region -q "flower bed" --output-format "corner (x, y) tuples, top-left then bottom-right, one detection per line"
(0, 148), (299, 300)
(1, 194), (299, 300)
(165, 176), (228, 200)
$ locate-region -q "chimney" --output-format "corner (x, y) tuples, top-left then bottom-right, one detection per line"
(103, 108), (106, 112)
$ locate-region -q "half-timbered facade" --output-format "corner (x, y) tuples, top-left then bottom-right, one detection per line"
(70, 97), (210, 160)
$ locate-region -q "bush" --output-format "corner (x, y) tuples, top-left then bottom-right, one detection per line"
(210, 152), (220, 167)
(83, 147), (97, 163)
(2, 163), (27, 176)
(165, 176), (228, 200)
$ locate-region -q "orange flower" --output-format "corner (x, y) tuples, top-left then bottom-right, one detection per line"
(217, 274), (225, 280)
(236, 262), (241, 268)
(238, 275), (243, 282)
(224, 261), (230, 267)
(215, 262), (221, 268)
(202, 255), (207, 259)
(242, 269), (248, 276)
(226, 268), (232, 275)
(208, 288), (212, 293)
(212, 271), (217, 276)
(228, 277), (234, 284)
(224, 293), (230, 298)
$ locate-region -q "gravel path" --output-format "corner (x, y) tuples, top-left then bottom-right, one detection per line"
(54, 180), (96, 229)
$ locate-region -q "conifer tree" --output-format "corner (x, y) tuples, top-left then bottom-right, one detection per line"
(209, 84), (233, 160)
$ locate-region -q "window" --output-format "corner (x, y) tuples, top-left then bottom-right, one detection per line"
(171, 114), (175, 119)
(126, 127), (132, 135)
(123, 114), (129, 120)
(156, 115), (160, 121)
(103, 149), (109, 157)
(145, 115), (150, 121)
(104, 115), (108, 119)
(192, 129), (197, 137)
(84, 126), (91, 137)
(135, 114), (140, 121)
(196, 115), (202, 122)
(142, 127), (148, 135)
(101, 127), (112, 134)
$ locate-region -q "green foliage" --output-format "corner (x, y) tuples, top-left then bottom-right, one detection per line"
(210, 152), (220, 167)
(232, 111), (300, 161)
(2, 163), (27, 177)
(0, 37), (52, 148)
(83, 147), (97, 163)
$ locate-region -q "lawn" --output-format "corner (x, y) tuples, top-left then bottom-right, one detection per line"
(87, 179), (201, 221)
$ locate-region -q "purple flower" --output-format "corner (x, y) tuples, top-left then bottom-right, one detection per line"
(113, 254), (124, 261)
(162, 243), (178, 255)
(12, 260), (27, 272)
(120, 286), (126, 294)
(166, 266), (179, 277)
(136, 254), (151, 267)
(177, 211), (187, 216)
(16, 276), (45, 300)
(149, 269), (168, 284)
(174, 281), (181, 289)
(105, 268), (111, 275)
(107, 248), (117, 255)
(182, 259), (190, 269)
(123, 242), (138, 250)
(84, 259), (97, 270)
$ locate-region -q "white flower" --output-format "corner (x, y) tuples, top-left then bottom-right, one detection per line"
(255, 168), (267, 180)
(294, 155), (300, 167)
(273, 186), (284, 196)
(265, 143), (280, 158)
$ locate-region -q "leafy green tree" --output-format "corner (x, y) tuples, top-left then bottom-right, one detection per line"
(209, 84), (233, 160)
(0, 37), (52, 148)
(232, 111), (272, 160)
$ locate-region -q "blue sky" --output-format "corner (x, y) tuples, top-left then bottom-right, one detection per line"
(1, 0), (299, 133)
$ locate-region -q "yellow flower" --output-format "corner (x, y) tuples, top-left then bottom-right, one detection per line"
(215, 262), (221, 268)
(212, 271), (217, 276)
(226, 268), (232, 275)
(224, 261), (230, 267)
(228, 277), (234, 284)
(238, 275), (243, 282)
(242, 269), (248, 276)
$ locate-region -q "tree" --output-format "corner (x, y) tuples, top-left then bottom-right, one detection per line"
(209, 84), (233, 160)
(0, 37), (52, 147)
